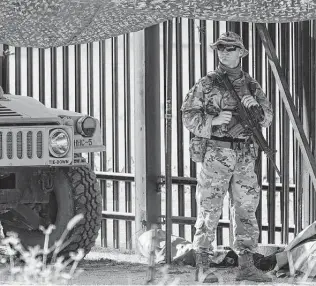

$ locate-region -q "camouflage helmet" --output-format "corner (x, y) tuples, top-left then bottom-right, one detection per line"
(210, 31), (249, 58)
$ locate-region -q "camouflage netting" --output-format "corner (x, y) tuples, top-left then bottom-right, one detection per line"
(1, 0), (316, 48)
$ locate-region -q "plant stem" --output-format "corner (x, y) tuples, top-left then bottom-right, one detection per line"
(42, 233), (50, 267)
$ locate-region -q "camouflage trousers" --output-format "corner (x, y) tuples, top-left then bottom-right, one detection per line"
(193, 140), (260, 255)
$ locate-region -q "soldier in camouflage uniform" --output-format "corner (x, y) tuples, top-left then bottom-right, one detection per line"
(181, 31), (273, 283)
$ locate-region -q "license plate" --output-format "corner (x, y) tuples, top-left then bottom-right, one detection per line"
(74, 138), (93, 147)
(49, 158), (71, 165)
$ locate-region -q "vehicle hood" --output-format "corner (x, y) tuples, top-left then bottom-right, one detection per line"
(0, 94), (82, 124)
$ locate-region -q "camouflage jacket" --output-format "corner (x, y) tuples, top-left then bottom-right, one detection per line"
(181, 69), (273, 139)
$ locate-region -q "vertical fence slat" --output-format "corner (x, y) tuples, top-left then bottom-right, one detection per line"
(311, 21), (316, 221)
(75, 45), (82, 113)
(124, 34), (132, 249)
(87, 42), (95, 169)
(293, 22), (302, 235)
(2, 45), (10, 93)
(291, 23), (296, 235)
(27, 48), (33, 97)
(199, 20), (207, 77)
(51, 47), (57, 108)
(241, 22), (249, 73)
(188, 18), (197, 241)
(253, 23), (263, 242)
(213, 22), (220, 69)
(266, 23), (276, 244)
(112, 37), (120, 249)
(301, 21), (311, 228)
(176, 17), (185, 239)
(226, 21), (241, 247)
(165, 18), (173, 264)
(226, 22), (241, 34)
(297, 22), (304, 232)
(15, 47), (21, 95)
(163, 24), (168, 238)
(88, 43), (94, 117)
(211, 21), (223, 245)
(62, 46), (69, 110)
(39, 49), (45, 104)
(163, 21), (168, 140)
(279, 23), (290, 244)
(99, 40), (108, 248)
(296, 21), (304, 231)
(308, 20), (315, 222)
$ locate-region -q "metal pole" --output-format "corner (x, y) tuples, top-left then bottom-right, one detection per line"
(134, 24), (161, 248)
(165, 19), (173, 265)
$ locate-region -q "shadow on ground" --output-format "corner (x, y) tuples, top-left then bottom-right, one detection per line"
(67, 246), (316, 285)
(1, 246), (315, 285)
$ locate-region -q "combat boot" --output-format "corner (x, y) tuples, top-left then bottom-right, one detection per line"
(195, 252), (219, 283)
(236, 252), (272, 282)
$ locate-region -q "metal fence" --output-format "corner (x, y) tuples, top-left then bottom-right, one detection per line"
(3, 19), (316, 251)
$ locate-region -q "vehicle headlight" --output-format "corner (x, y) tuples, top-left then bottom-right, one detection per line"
(49, 129), (70, 158)
(76, 116), (97, 137)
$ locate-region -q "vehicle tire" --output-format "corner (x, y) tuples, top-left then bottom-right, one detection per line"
(1, 165), (102, 256)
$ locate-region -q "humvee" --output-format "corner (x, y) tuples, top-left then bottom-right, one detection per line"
(0, 87), (104, 256)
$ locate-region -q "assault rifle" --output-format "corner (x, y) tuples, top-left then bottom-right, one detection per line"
(219, 71), (282, 178)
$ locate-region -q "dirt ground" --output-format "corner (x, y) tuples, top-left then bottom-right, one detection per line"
(71, 247), (316, 285)
(1, 246), (316, 285)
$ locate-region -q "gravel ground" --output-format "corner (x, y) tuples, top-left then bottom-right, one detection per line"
(1, 246), (316, 285)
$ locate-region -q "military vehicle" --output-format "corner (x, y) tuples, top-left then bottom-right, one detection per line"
(0, 87), (104, 256)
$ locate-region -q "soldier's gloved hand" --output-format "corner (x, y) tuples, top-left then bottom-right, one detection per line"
(212, 111), (232, 126)
(241, 95), (259, 108)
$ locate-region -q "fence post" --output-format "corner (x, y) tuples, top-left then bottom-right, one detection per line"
(134, 25), (161, 248)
